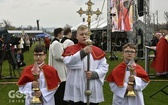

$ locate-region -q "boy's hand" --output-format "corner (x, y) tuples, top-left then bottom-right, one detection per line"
(83, 45), (92, 54)
(32, 91), (42, 97)
(129, 75), (135, 82)
(127, 84), (134, 91)
(85, 71), (92, 79)
(32, 81), (39, 88)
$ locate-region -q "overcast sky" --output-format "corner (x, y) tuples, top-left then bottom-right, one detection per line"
(150, 0), (167, 23)
(0, 0), (167, 28)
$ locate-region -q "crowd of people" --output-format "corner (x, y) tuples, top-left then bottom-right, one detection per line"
(16, 25), (168, 105)
(0, 33), (36, 72)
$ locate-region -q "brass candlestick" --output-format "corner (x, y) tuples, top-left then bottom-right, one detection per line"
(126, 68), (136, 96)
(126, 59), (136, 97)
(31, 62), (41, 104)
(31, 74), (41, 104)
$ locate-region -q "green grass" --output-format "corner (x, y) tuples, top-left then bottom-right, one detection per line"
(0, 42), (167, 105)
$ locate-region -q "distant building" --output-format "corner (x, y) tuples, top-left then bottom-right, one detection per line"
(8, 30), (44, 37)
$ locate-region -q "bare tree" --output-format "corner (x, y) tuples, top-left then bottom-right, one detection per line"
(1, 19), (15, 29)
(2, 19), (11, 29)
(164, 11), (168, 29)
(27, 25), (33, 30)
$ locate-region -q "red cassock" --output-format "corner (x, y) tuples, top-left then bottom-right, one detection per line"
(106, 62), (150, 87)
(151, 37), (168, 75)
(62, 43), (106, 60)
(17, 64), (61, 91)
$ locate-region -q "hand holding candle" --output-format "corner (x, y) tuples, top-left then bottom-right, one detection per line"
(126, 59), (136, 97)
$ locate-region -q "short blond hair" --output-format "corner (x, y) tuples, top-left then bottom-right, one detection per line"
(77, 25), (88, 34)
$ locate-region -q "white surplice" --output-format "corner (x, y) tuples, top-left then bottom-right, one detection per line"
(109, 71), (149, 105)
(19, 71), (57, 105)
(63, 51), (109, 103)
(48, 40), (67, 82)
(62, 38), (74, 49)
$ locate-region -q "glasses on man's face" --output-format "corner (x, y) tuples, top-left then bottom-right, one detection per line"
(34, 54), (45, 57)
(124, 50), (136, 54)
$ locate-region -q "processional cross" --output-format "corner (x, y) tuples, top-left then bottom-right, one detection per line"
(77, 0), (102, 105)
(77, 0), (102, 36)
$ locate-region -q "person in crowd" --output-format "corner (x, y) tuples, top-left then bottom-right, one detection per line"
(106, 42), (150, 105)
(17, 44), (60, 105)
(151, 34), (159, 46)
(29, 36), (33, 47)
(15, 49), (26, 68)
(0, 36), (3, 48)
(17, 35), (25, 53)
(61, 27), (74, 49)
(149, 33), (159, 55)
(62, 25), (109, 105)
(71, 34), (78, 44)
(48, 28), (69, 105)
(25, 35), (30, 51)
(149, 32), (168, 76)
(44, 36), (50, 53)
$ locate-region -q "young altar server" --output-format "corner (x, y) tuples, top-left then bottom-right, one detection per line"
(62, 25), (109, 105)
(106, 42), (150, 105)
(17, 44), (60, 105)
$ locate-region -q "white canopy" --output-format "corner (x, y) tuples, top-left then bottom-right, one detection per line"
(91, 19), (107, 29)
(71, 19), (107, 31)
(71, 22), (87, 31)
(8, 30), (43, 34)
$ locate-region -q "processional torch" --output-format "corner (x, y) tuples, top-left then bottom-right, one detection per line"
(77, 0), (102, 105)
(31, 62), (42, 104)
(126, 59), (136, 96)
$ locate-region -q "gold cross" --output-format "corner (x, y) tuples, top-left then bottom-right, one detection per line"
(77, 0), (102, 36)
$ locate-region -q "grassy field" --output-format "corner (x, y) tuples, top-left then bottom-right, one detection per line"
(0, 42), (167, 105)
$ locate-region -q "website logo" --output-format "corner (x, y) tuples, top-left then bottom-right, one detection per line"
(8, 90), (25, 103)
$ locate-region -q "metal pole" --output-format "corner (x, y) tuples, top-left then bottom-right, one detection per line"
(153, 13), (155, 30)
(144, 4), (148, 72)
(76, 1), (102, 104)
(86, 53), (91, 105)
(86, 14), (91, 105)
(144, 0), (150, 74)
(107, 0), (111, 53)
(156, 10), (158, 31)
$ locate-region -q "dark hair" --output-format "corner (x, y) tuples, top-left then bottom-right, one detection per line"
(63, 28), (71, 36)
(122, 42), (137, 52)
(54, 28), (63, 37)
(34, 44), (46, 54)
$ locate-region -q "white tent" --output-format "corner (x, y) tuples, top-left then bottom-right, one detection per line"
(8, 30), (43, 34)
(71, 22), (87, 31)
(91, 19), (107, 29)
(97, 20), (107, 29)
(71, 19), (107, 31)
